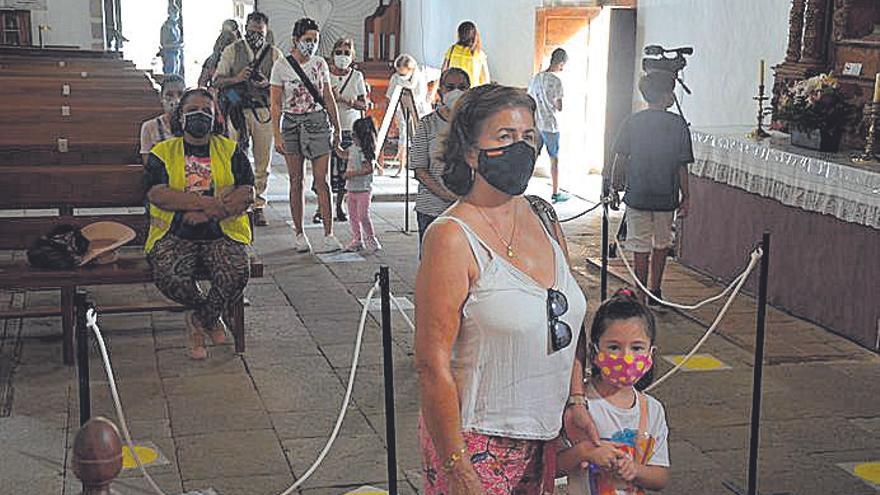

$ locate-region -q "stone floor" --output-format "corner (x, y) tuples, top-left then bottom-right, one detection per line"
(1, 181), (878, 495)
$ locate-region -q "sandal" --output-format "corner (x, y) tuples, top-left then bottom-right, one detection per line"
(206, 318), (227, 345)
(184, 312), (208, 360)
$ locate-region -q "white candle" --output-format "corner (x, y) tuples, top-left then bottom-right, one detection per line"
(873, 73), (880, 103)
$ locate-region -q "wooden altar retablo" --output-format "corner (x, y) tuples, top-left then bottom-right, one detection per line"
(72, 416), (123, 494)
(773, 0), (880, 147)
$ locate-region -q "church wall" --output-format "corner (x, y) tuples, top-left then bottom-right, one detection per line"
(635, 0), (790, 128)
(3, 0), (104, 49)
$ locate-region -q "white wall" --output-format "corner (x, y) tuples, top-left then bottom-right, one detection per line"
(402, 0), (544, 87)
(5, 0), (101, 49)
(636, 0), (790, 129)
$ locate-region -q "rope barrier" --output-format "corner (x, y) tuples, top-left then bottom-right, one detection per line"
(389, 291), (415, 332)
(557, 192), (620, 224)
(627, 247), (763, 392)
(615, 240), (758, 311)
(84, 279), (381, 495)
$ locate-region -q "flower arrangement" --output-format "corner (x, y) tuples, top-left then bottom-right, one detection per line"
(775, 73), (856, 133)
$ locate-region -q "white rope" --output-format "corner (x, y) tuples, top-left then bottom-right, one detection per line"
(615, 240), (754, 310)
(84, 279), (381, 495)
(86, 308), (167, 495)
(644, 248), (762, 392)
(389, 291), (415, 332)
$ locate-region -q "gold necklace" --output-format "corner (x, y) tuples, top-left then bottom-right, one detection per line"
(476, 202), (518, 258)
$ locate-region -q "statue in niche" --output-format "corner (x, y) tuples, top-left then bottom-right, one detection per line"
(159, 2), (184, 76)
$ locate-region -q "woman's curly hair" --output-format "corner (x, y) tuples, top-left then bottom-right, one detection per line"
(440, 84), (536, 196)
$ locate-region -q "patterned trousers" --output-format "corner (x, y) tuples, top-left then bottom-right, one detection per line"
(148, 234), (250, 327)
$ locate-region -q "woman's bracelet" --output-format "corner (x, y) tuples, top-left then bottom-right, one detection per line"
(441, 445), (469, 473)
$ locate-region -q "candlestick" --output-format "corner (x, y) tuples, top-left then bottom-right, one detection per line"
(759, 60), (765, 86)
(852, 102), (878, 164)
(747, 75), (771, 141)
(873, 73), (880, 103)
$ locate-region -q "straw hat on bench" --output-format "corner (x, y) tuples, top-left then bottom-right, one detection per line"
(78, 221), (136, 266)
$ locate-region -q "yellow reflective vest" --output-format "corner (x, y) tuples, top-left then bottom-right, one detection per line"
(145, 135), (252, 252)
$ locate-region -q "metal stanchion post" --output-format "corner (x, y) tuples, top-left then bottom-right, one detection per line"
(75, 289), (92, 426)
(601, 204), (609, 301)
(747, 232), (771, 495)
(403, 100), (411, 234)
(378, 266), (399, 495)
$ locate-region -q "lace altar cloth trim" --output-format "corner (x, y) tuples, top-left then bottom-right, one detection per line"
(690, 130), (880, 229)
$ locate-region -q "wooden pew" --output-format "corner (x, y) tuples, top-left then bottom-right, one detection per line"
(0, 165), (264, 365)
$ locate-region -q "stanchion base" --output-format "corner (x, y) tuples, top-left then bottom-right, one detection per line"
(722, 480), (794, 495)
(851, 153), (878, 165)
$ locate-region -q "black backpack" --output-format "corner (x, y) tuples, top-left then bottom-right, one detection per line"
(27, 225), (89, 270)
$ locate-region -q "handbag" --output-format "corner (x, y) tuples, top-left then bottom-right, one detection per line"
(525, 194), (561, 244)
(27, 225), (89, 270)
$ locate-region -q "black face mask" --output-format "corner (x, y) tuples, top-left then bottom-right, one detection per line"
(476, 140), (537, 196)
(245, 31), (264, 51)
(183, 111), (213, 138)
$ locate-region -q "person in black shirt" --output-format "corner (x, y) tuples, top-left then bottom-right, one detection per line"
(609, 71), (694, 308)
(144, 88), (255, 360)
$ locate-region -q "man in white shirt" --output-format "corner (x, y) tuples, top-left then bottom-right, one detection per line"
(528, 48), (568, 203)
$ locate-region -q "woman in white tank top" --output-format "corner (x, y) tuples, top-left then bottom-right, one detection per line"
(415, 85), (600, 495)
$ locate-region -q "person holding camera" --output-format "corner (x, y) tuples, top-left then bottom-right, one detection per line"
(213, 11), (283, 228)
(608, 71), (694, 309)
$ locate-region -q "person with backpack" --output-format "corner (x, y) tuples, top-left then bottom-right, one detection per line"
(270, 17), (345, 254)
(213, 11), (282, 227)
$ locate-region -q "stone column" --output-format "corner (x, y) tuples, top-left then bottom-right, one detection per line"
(801, 0), (830, 64)
(786, 0), (807, 62)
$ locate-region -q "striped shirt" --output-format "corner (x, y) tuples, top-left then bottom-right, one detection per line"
(411, 111), (454, 217)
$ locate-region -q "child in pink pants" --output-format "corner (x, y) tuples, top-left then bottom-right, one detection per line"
(344, 117), (382, 252)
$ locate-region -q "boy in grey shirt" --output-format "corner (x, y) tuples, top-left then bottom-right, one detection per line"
(609, 70), (694, 308)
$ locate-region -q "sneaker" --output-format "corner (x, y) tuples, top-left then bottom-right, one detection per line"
(551, 192), (571, 203)
(293, 232), (312, 253)
(205, 317), (227, 345)
(336, 210), (348, 222)
(316, 234), (343, 253)
(364, 237), (383, 253)
(312, 211), (323, 224)
(184, 312), (207, 360)
(345, 241), (364, 252)
(253, 208), (268, 226)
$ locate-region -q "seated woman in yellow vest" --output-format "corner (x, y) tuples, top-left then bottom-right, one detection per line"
(144, 88), (255, 360)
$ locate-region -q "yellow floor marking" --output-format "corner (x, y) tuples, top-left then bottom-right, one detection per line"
(853, 462), (880, 484)
(122, 444), (160, 469)
(663, 354), (730, 371)
(344, 487), (388, 495)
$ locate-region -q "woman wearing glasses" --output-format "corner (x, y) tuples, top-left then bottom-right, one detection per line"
(414, 84), (598, 495)
(314, 37), (370, 223)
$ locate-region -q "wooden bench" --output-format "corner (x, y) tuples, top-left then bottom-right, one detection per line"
(0, 165), (264, 365)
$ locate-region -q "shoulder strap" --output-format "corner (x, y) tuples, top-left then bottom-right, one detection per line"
(636, 392), (652, 465)
(525, 194), (560, 244)
(285, 55), (326, 109)
(251, 44), (272, 69)
(338, 69), (356, 95)
(437, 216), (492, 272)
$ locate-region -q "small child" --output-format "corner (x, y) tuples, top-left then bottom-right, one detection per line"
(344, 117), (382, 253)
(558, 289), (670, 495)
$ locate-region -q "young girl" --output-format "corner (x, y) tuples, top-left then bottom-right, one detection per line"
(558, 289), (670, 494)
(344, 117), (381, 253)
